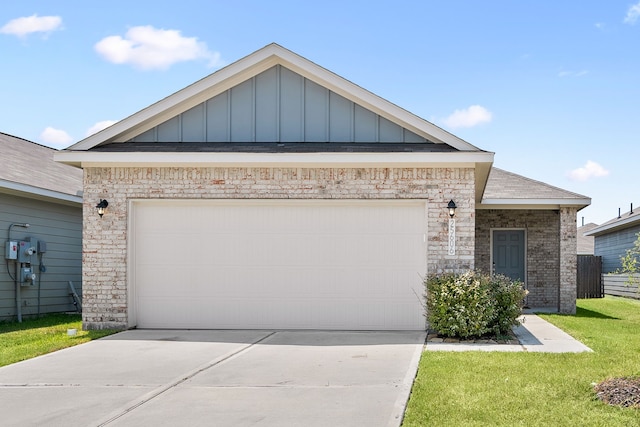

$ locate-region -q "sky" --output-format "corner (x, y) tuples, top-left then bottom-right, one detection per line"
(1, 1), (638, 225)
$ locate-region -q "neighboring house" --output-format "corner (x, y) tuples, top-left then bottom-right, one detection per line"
(0, 132), (83, 321)
(585, 206), (640, 274)
(55, 44), (590, 331)
(577, 222), (598, 255)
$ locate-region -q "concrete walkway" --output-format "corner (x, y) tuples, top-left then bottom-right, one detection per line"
(0, 330), (425, 427)
(424, 313), (593, 353)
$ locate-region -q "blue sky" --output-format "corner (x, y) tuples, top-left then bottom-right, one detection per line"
(1, 1), (638, 225)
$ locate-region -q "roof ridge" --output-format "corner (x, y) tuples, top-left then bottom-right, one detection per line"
(0, 131), (57, 151)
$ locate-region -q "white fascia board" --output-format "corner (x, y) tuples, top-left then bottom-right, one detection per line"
(584, 215), (640, 236)
(0, 179), (82, 205)
(55, 150), (494, 169)
(66, 44), (480, 152)
(478, 198), (591, 210)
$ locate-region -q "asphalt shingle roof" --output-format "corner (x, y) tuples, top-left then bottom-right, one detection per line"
(483, 167), (589, 201)
(0, 132), (82, 197)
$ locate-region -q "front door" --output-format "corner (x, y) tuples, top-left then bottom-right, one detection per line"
(492, 230), (525, 283)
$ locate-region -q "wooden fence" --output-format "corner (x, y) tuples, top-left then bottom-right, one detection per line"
(577, 255), (603, 298)
(603, 274), (640, 299)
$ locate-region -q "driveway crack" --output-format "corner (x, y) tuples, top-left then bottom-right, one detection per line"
(95, 331), (277, 426)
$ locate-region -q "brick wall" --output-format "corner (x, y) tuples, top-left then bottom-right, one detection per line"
(559, 207), (578, 314)
(82, 166), (475, 329)
(475, 209), (561, 309)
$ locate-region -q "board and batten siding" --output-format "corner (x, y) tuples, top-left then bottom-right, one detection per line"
(594, 224), (640, 273)
(0, 193), (82, 320)
(129, 65), (429, 144)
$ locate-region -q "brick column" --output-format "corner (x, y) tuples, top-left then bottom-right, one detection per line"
(558, 207), (577, 314)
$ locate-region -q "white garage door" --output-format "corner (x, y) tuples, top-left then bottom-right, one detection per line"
(132, 200), (427, 330)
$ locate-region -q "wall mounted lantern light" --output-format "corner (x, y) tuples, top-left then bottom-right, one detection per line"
(447, 200), (457, 218)
(96, 199), (109, 217)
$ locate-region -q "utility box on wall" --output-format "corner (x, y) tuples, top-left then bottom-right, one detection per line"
(5, 241), (18, 260)
(17, 239), (37, 263)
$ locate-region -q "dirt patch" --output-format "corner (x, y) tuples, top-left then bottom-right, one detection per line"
(594, 377), (640, 408)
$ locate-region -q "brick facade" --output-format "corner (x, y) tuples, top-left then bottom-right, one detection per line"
(82, 166), (475, 330)
(559, 207), (578, 314)
(475, 209), (577, 312)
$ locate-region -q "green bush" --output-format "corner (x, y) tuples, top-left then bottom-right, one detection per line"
(425, 271), (526, 338)
(487, 274), (528, 335)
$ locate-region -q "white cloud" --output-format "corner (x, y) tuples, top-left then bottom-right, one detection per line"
(624, 2), (640, 24)
(86, 120), (117, 136)
(40, 127), (73, 148)
(595, 22), (605, 29)
(442, 105), (493, 129)
(558, 69), (589, 78)
(94, 25), (222, 70)
(567, 160), (610, 182)
(0, 14), (62, 38)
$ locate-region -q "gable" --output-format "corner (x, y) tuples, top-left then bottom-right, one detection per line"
(129, 65), (430, 144)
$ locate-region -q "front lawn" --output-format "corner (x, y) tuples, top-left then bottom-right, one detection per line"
(0, 314), (117, 367)
(403, 296), (640, 426)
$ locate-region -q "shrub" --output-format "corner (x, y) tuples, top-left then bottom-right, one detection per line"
(486, 274), (527, 335)
(424, 271), (494, 338)
(424, 271), (526, 338)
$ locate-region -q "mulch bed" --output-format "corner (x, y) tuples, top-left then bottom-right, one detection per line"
(426, 329), (520, 345)
(594, 377), (640, 408)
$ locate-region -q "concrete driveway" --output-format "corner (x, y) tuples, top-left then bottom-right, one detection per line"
(0, 330), (425, 427)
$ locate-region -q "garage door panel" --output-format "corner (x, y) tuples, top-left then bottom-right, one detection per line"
(133, 200), (426, 330)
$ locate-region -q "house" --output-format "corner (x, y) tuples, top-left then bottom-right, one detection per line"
(55, 44), (590, 331)
(577, 222), (598, 255)
(584, 205), (640, 299)
(0, 132), (83, 321)
(585, 205), (639, 273)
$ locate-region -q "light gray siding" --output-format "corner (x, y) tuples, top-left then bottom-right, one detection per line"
(594, 224), (640, 273)
(129, 65), (428, 144)
(0, 193), (82, 320)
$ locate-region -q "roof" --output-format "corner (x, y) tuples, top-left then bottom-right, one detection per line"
(89, 142), (460, 153)
(0, 133), (82, 204)
(585, 204), (640, 237)
(577, 223), (598, 255)
(55, 43), (495, 202)
(478, 167), (591, 210)
(64, 43), (483, 153)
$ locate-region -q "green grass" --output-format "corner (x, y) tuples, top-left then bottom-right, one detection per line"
(0, 313), (118, 367)
(403, 296), (640, 426)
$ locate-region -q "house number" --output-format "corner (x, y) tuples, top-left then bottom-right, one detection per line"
(448, 218), (456, 255)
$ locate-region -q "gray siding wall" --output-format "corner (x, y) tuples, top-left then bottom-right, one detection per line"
(0, 193), (82, 320)
(595, 224), (640, 273)
(130, 65), (428, 144)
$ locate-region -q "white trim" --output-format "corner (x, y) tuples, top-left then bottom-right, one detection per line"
(584, 214), (640, 236)
(55, 150), (494, 168)
(65, 44), (480, 152)
(478, 198), (591, 210)
(127, 198), (137, 329)
(0, 179), (82, 205)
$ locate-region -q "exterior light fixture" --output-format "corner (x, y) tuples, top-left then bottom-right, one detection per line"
(447, 200), (457, 218)
(96, 199), (109, 217)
